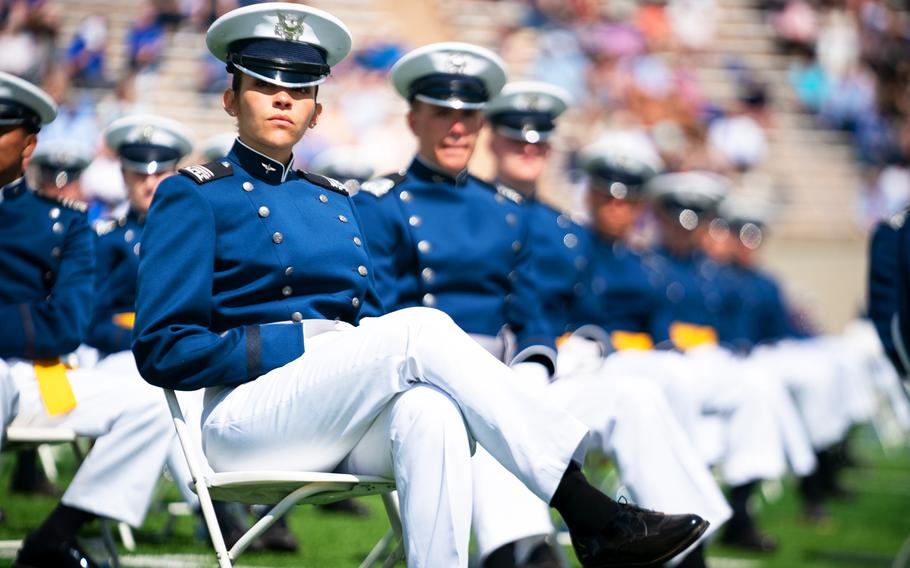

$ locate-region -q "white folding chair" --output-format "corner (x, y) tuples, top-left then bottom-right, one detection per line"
(163, 389), (403, 568)
(1, 426), (128, 566)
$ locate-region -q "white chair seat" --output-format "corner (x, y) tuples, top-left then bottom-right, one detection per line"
(204, 471), (396, 505)
(4, 426), (78, 445)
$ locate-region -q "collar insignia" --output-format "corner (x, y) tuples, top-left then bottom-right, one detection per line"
(262, 162), (277, 174)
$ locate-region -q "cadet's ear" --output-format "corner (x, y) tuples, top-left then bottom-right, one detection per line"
(223, 88), (237, 117)
(309, 102), (323, 128)
(22, 132), (37, 160)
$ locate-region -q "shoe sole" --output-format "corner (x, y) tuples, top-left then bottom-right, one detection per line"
(644, 520), (710, 568)
(585, 519), (710, 568)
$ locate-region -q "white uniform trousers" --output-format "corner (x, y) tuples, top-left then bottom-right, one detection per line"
(93, 350), (201, 507)
(469, 348), (731, 563)
(2, 357), (175, 527)
(0, 358), (17, 434)
(200, 308), (590, 568)
(597, 346), (814, 485)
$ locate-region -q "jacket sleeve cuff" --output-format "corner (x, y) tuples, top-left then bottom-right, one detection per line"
(245, 322), (305, 380)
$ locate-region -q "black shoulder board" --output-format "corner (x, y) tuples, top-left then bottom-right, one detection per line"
(179, 161), (234, 185)
(37, 192), (88, 213)
(299, 171), (350, 195)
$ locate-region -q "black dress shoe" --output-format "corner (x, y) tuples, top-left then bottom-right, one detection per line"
(13, 533), (100, 568)
(571, 502), (708, 567)
(519, 541), (562, 568)
(257, 517), (299, 553)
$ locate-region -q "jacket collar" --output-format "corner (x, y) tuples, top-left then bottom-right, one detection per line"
(231, 138), (293, 184)
(409, 155), (469, 186)
(0, 177), (27, 203)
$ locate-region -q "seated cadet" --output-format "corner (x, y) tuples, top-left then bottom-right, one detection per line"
(132, 8), (707, 567)
(29, 138), (93, 203)
(706, 196), (896, 516)
(8, 138), (93, 497)
(92, 113), (303, 552)
(0, 71), (175, 568)
(577, 154), (818, 552)
(463, 82), (731, 568)
(868, 213), (907, 374)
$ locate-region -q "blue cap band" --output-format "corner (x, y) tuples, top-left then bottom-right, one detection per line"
(0, 99), (41, 131)
(408, 73), (488, 104)
(228, 38), (330, 86)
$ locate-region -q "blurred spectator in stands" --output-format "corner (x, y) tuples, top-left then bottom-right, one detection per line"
(787, 44), (828, 112)
(188, 0), (237, 30)
(0, 0), (59, 81)
(708, 98), (769, 172)
(127, 1), (166, 72)
(65, 15), (108, 87)
(96, 73), (149, 126)
(772, 0), (818, 54)
(635, 0), (674, 51)
(816, 6), (859, 82)
(39, 65), (100, 152)
(667, 0), (718, 52)
(820, 63), (876, 131)
(198, 51), (229, 93)
(152, 0), (183, 29)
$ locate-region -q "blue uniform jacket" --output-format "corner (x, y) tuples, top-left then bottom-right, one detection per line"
(132, 140), (382, 390)
(353, 160), (556, 364)
(0, 178), (93, 359)
(87, 209), (144, 355)
(585, 235), (668, 343)
(523, 196), (590, 338)
(642, 248), (733, 348)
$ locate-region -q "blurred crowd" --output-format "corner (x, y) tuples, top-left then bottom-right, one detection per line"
(1, 0), (908, 227)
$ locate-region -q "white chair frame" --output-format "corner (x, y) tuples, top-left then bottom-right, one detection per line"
(163, 389), (403, 568)
(1, 426), (127, 566)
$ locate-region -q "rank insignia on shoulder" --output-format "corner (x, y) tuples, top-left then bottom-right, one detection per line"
(300, 171), (349, 195)
(39, 193), (88, 213)
(179, 160), (234, 184)
(495, 184), (524, 204)
(359, 173), (405, 198)
(94, 218), (118, 236)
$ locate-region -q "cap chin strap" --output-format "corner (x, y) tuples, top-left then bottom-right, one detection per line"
(414, 94), (486, 110)
(233, 63), (326, 89)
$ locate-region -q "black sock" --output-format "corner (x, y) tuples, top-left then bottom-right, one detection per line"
(11, 449), (45, 492)
(549, 462), (619, 537)
(729, 481), (757, 532)
(32, 504), (95, 543)
(483, 542), (516, 568)
(799, 453), (826, 505)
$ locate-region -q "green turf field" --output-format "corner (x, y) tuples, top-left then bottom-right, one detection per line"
(1, 426), (909, 567)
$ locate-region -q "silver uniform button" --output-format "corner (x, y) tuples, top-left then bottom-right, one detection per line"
(285, 266), (294, 276)
(272, 232), (283, 244)
(133, 243), (141, 255)
(258, 206), (270, 218)
(495, 194), (505, 204)
(505, 293), (513, 302)
(408, 215), (421, 227)
(319, 194), (328, 203)
(557, 215), (570, 229)
(421, 267), (435, 282)
(291, 311), (303, 322)
(52, 222), (64, 234)
(422, 293), (436, 306)
(243, 181), (254, 192)
(351, 297), (361, 308)
(221, 161), (230, 167)
(417, 240), (431, 253)
(563, 233), (579, 248)
(357, 265), (368, 277)
(338, 214), (349, 223)
(353, 236), (363, 247)
(508, 270), (517, 281)
(51, 247), (61, 258)
(505, 213), (517, 226)
(512, 240), (522, 252)
(399, 190), (411, 202)
(282, 286), (293, 296)
(124, 230), (135, 242)
(49, 207), (60, 219)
